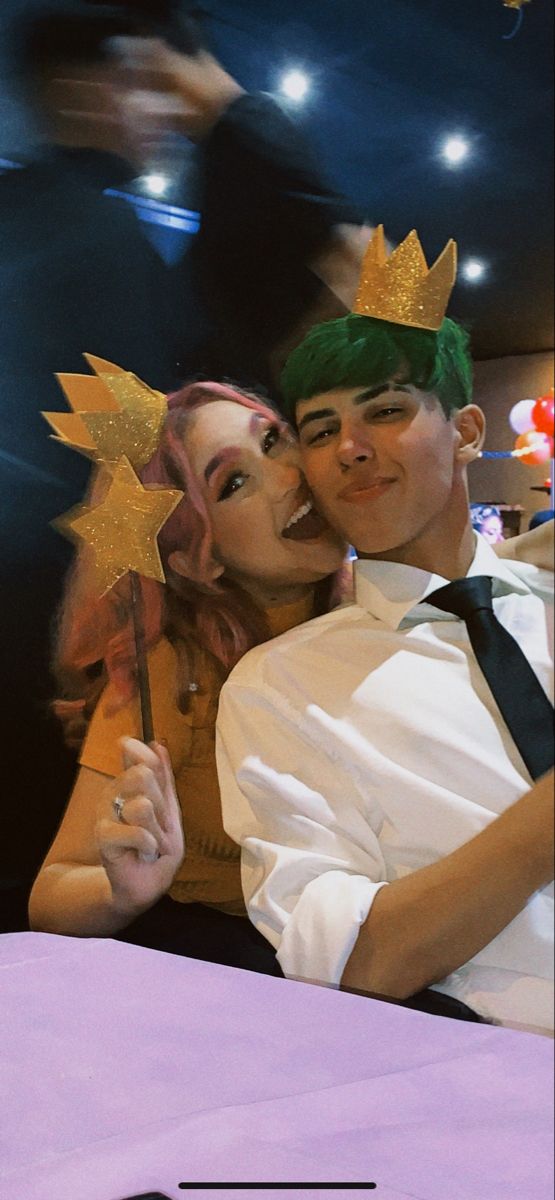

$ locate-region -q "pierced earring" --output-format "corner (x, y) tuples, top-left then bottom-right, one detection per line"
(188, 682), (199, 693)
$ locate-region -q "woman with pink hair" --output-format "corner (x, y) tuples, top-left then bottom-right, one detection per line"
(29, 381), (347, 973)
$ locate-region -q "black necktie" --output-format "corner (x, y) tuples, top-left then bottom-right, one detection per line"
(428, 575), (554, 781)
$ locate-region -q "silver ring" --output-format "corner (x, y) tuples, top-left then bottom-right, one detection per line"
(112, 795), (125, 822)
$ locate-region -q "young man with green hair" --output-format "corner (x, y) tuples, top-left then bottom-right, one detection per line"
(281, 310), (474, 421)
(217, 230), (554, 1033)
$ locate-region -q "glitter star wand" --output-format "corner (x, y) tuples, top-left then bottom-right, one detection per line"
(44, 356), (182, 743)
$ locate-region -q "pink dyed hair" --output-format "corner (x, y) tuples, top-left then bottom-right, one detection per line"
(53, 380), (346, 742)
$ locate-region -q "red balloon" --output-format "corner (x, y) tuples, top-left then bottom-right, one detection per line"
(531, 392), (555, 438)
(514, 430), (554, 466)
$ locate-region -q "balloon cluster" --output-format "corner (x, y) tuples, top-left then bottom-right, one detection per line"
(509, 388), (554, 465)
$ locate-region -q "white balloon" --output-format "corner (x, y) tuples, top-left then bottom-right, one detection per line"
(509, 398), (535, 434)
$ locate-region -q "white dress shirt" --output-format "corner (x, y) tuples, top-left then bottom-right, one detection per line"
(216, 536), (554, 1032)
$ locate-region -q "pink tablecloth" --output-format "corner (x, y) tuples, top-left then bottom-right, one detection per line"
(0, 932), (552, 1200)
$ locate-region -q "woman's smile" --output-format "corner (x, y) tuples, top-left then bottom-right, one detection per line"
(281, 496), (335, 540)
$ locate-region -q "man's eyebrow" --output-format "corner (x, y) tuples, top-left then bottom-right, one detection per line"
(297, 384), (410, 432)
(354, 383), (410, 403)
(297, 408), (335, 433)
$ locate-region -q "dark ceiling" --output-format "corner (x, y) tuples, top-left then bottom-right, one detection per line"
(1, 0), (553, 360)
(200, 0), (554, 360)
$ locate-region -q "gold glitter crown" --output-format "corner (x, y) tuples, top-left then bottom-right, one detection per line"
(43, 353), (167, 471)
(353, 225), (457, 331)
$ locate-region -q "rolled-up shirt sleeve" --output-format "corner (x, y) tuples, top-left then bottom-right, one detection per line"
(216, 675), (388, 986)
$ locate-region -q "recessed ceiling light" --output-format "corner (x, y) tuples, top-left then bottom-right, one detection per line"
(141, 173), (169, 197)
(442, 136), (469, 165)
(280, 70), (310, 102)
(462, 258), (486, 282)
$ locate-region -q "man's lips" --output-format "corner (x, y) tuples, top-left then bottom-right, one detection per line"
(338, 477), (397, 503)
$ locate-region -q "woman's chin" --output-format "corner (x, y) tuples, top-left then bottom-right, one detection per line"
(296, 538), (348, 576)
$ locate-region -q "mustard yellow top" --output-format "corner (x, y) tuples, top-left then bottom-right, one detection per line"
(80, 594), (315, 916)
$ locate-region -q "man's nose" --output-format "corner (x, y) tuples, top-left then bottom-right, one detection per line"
(337, 424), (376, 470)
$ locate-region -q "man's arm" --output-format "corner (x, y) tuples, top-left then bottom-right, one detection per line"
(217, 675), (553, 997)
(341, 768), (554, 997)
(117, 39), (367, 386)
(496, 520), (554, 572)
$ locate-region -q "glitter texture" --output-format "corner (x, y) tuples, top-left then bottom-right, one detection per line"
(55, 457), (183, 595)
(43, 372), (117, 455)
(82, 372), (167, 470)
(353, 225), (457, 331)
(43, 355), (167, 470)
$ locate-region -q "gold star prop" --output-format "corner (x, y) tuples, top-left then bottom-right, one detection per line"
(43, 353), (167, 471)
(55, 456), (183, 596)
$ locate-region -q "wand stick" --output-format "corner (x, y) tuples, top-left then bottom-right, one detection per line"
(130, 569), (154, 744)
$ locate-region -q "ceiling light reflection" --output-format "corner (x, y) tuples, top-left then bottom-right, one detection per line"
(442, 136), (469, 165)
(462, 258), (486, 282)
(280, 70), (309, 102)
(141, 173), (169, 197)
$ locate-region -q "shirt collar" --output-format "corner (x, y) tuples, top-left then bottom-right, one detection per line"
(354, 533), (532, 630)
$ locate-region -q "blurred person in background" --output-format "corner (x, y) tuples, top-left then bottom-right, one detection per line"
(0, 0), (190, 929)
(470, 504), (505, 545)
(89, 2), (371, 393)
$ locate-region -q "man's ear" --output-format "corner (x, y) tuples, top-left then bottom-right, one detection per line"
(453, 405), (486, 464)
(168, 550), (225, 586)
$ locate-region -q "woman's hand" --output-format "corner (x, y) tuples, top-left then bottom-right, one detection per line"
(95, 737), (185, 919)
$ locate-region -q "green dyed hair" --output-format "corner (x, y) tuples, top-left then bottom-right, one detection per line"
(280, 314), (473, 423)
